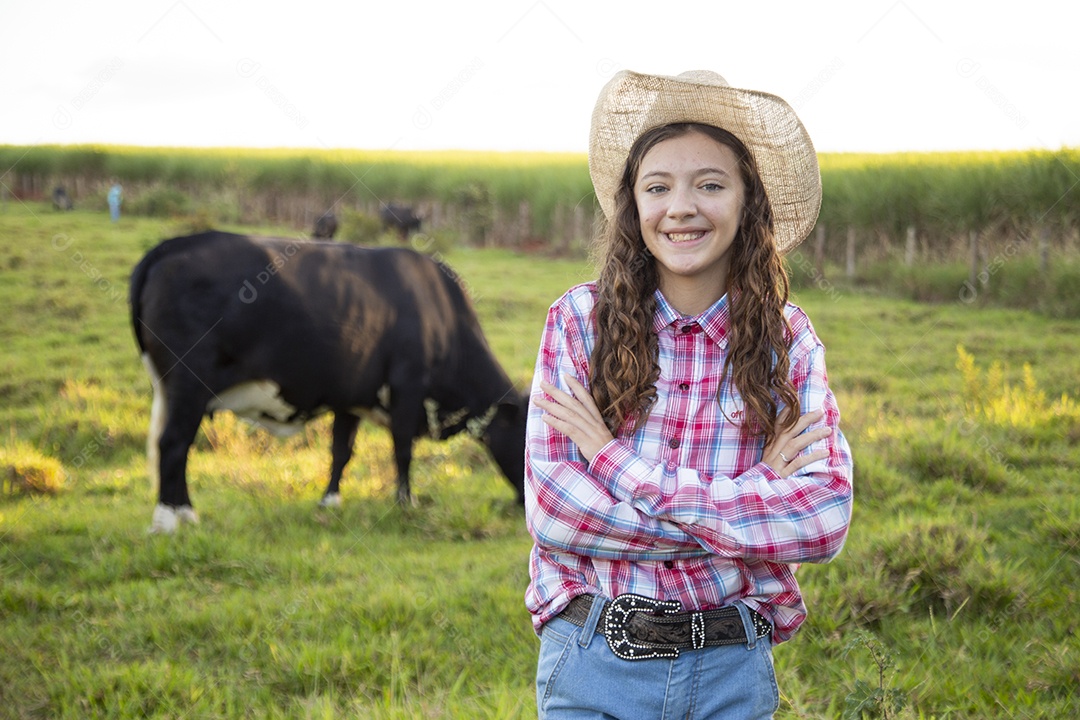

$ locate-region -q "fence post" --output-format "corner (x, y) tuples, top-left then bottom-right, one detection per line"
(574, 204), (590, 252)
(845, 226), (856, 279)
(517, 200), (531, 248)
(551, 203), (567, 253)
(814, 224), (826, 279)
(968, 229), (980, 289)
(1038, 225), (1050, 276)
(905, 225), (916, 266)
(426, 201), (440, 231)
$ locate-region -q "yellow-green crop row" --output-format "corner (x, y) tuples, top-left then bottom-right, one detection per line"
(818, 149), (1080, 234)
(2, 144), (1077, 241)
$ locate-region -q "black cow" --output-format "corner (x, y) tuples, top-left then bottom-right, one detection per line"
(130, 231), (527, 533)
(52, 186), (73, 211)
(313, 211), (338, 240)
(379, 203), (422, 241)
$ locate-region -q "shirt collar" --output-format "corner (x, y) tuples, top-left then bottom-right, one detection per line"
(652, 289), (730, 346)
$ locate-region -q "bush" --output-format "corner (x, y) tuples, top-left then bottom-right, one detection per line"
(897, 264), (971, 303)
(814, 253), (1080, 320)
(338, 208), (384, 244)
(173, 209), (216, 234)
(1, 442), (66, 495)
(1043, 259), (1080, 317)
(407, 229), (459, 257)
(129, 186), (191, 218)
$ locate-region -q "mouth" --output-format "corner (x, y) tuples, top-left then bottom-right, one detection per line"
(664, 231), (707, 243)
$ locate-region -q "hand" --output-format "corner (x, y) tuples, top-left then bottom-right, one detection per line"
(535, 374), (614, 464)
(762, 408), (832, 476)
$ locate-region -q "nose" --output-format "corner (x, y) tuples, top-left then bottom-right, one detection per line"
(666, 185), (697, 219)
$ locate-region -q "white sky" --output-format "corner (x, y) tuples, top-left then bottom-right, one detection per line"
(1, 0), (1077, 155)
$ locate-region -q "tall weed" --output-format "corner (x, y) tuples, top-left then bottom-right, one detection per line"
(956, 345), (1079, 431)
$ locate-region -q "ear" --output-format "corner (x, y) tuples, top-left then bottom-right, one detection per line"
(497, 392), (528, 419)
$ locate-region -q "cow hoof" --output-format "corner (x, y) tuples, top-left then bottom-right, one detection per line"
(318, 492), (342, 508)
(148, 504), (199, 534)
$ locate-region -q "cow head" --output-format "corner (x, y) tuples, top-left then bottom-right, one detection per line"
(480, 392), (529, 504)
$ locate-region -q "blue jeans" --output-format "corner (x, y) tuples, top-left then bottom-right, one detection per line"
(536, 600), (779, 719)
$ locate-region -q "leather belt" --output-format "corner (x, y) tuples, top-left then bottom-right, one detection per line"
(557, 593), (772, 661)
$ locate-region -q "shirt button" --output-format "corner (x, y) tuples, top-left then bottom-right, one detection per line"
(678, 382), (690, 391)
(663, 560), (675, 569)
(680, 325), (693, 334)
(669, 438), (680, 449)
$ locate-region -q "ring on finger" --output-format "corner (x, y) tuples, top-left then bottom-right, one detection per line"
(779, 451), (790, 463)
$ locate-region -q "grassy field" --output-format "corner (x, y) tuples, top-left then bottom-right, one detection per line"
(1, 204), (1078, 719)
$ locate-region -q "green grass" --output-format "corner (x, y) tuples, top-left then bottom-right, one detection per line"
(2, 203), (1079, 718)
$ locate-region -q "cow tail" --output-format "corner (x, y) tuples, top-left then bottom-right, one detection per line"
(130, 244), (169, 493)
(129, 241), (174, 353)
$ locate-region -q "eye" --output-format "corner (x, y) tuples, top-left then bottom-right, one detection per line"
(701, 182), (724, 192)
(644, 184), (668, 195)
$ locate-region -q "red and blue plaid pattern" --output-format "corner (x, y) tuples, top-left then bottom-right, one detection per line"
(525, 283), (854, 643)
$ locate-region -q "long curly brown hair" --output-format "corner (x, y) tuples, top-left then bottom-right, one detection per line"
(590, 123), (799, 447)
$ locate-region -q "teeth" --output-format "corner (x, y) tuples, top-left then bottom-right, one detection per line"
(667, 232), (704, 242)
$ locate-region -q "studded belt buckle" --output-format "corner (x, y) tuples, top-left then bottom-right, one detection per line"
(603, 593), (683, 660)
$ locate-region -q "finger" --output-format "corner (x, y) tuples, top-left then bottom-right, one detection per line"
(541, 413), (588, 447)
(786, 448), (829, 474)
(540, 377), (600, 427)
(539, 403), (587, 437)
(541, 413), (607, 464)
(539, 379), (574, 404)
(774, 448), (829, 477)
(562, 374), (603, 421)
(781, 408), (825, 437)
(540, 412), (573, 434)
(538, 381), (585, 415)
(533, 394), (585, 425)
(786, 426), (833, 455)
(772, 410), (826, 454)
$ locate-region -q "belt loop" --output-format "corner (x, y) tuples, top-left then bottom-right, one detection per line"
(578, 595), (606, 649)
(734, 602), (757, 649)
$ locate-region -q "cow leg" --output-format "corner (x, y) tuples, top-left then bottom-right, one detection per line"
(320, 412), (361, 508)
(388, 388), (425, 506)
(142, 354), (167, 494)
(150, 382), (209, 534)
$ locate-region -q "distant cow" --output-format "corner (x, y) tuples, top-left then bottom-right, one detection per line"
(52, 186), (73, 211)
(313, 211), (338, 240)
(379, 203), (422, 241)
(130, 231), (527, 533)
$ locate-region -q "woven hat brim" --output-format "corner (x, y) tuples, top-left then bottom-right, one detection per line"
(588, 71), (822, 255)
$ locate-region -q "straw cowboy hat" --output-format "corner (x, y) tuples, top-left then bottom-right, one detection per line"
(588, 69), (821, 255)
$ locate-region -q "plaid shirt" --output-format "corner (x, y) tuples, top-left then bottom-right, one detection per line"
(524, 283), (853, 643)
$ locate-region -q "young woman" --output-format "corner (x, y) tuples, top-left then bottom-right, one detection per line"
(525, 70), (854, 719)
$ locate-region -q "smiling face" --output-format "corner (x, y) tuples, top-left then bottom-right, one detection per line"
(634, 129), (746, 315)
